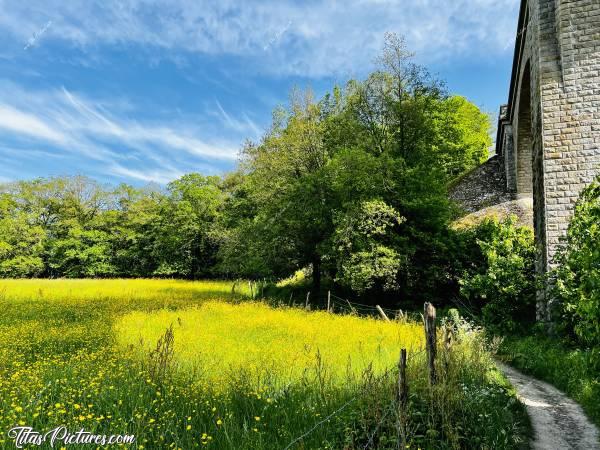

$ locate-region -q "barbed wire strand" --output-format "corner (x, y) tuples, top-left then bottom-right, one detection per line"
(362, 401), (398, 450)
(282, 396), (357, 450)
(329, 294), (398, 316)
(330, 294), (397, 314)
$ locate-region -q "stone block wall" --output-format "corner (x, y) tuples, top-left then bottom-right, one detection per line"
(497, 0), (600, 320)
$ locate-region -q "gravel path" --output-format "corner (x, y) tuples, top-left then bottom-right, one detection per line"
(497, 362), (600, 450)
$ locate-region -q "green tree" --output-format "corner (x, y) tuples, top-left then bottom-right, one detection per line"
(152, 174), (224, 278)
(554, 177), (600, 345)
(331, 200), (406, 293)
(0, 192), (45, 277)
(460, 218), (536, 332)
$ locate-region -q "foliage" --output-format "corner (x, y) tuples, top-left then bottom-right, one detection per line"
(331, 200), (406, 293)
(553, 177), (600, 346)
(0, 35), (493, 311)
(0, 194), (45, 277)
(459, 218), (537, 332)
(433, 96), (491, 178)
(0, 279), (529, 449)
(0, 175), (225, 279)
(219, 34), (492, 305)
(499, 334), (600, 427)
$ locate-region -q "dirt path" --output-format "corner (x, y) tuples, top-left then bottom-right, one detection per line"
(497, 362), (600, 450)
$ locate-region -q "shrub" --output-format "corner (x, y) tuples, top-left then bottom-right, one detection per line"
(459, 217), (536, 332)
(554, 176), (600, 346)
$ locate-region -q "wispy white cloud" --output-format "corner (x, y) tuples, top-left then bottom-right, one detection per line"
(214, 100), (262, 140)
(0, 80), (241, 183)
(0, 104), (67, 144)
(0, 0), (519, 77)
(108, 165), (184, 184)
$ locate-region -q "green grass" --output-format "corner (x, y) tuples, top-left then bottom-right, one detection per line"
(498, 334), (600, 427)
(0, 279), (529, 449)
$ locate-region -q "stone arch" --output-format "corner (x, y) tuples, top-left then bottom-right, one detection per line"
(515, 61), (533, 198)
(496, 0), (600, 322)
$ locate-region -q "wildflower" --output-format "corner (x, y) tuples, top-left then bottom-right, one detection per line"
(254, 416), (260, 422)
(216, 419), (223, 426)
(186, 425), (191, 430)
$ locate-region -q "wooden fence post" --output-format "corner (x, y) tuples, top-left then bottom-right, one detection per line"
(397, 349), (408, 406)
(397, 348), (408, 448)
(424, 302), (437, 385)
(345, 299), (358, 315)
(327, 291), (331, 313)
(376, 305), (390, 321)
(305, 291), (310, 310)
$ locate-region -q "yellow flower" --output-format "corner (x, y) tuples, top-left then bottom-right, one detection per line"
(216, 419), (223, 426)
(186, 425), (191, 430)
(254, 416), (260, 422)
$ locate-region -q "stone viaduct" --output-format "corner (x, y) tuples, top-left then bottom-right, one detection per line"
(496, 0), (600, 320)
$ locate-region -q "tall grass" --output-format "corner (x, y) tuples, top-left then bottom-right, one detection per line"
(0, 279), (529, 449)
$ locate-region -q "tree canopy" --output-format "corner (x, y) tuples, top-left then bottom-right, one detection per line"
(0, 34), (493, 307)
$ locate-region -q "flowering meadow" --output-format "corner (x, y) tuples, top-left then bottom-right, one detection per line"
(0, 279), (529, 449)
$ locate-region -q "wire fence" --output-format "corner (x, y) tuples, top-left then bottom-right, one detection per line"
(281, 346), (430, 449)
(362, 401), (398, 450)
(282, 391), (402, 450)
(282, 396), (358, 450)
(279, 290), (473, 449)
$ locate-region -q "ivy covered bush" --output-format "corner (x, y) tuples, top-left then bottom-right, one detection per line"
(554, 176), (600, 346)
(459, 217), (537, 332)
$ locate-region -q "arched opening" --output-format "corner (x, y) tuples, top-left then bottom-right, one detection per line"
(515, 63), (533, 198)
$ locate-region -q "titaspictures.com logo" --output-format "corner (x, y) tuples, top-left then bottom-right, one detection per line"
(7, 426), (135, 448)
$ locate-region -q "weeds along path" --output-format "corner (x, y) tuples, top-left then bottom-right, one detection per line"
(497, 362), (600, 449)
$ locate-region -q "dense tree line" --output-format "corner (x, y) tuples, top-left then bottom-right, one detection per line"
(0, 34), (493, 306)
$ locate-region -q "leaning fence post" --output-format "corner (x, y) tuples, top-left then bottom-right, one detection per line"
(327, 291), (331, 313)
(305, 291), (311, 310)
(396, 309), (404, 321)
(345, 299), (358, 315)
(424, 302), (437, 385)
(376, 305), (390, 321)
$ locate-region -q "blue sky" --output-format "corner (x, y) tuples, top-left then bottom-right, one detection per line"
(0, 0), (520, 185)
